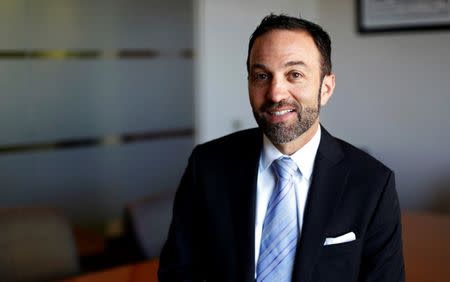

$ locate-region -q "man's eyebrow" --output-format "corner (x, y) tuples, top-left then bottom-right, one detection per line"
(284, 61), (307, 68)
(250, 61), (308, 70)
(250, 63), (267, 70)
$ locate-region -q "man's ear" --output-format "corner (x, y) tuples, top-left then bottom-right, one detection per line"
(320, 73), (335, 106)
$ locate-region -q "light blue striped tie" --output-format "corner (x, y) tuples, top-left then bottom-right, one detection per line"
(256, 157), (299, 282)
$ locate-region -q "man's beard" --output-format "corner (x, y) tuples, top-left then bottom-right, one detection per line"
(253, 93), (321, 145)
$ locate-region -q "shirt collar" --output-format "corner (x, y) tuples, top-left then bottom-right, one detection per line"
(260, 125), (321, 181)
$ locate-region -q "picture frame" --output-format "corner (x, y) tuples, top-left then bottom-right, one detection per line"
(357, 0), (450, 33)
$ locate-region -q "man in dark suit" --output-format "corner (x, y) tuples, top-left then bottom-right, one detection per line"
(159, 14), (405, 282)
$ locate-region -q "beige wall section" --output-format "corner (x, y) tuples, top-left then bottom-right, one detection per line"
(317, 0), (450, 211)
(194, 0), (318, 143)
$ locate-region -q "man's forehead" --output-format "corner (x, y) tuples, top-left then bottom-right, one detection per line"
(249, 30), (319, 70)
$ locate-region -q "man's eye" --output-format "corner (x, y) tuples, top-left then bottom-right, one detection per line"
(289, 71), (302, 79)
(255, 73), (269, 80)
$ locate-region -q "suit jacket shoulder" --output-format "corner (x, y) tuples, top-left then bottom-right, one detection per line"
(193, 128), (262, 160)
(159, 128), (263, 281)
(318, 127), (393, 194)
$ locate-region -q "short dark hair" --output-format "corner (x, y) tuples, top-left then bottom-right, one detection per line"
(246, 14), (332, 78)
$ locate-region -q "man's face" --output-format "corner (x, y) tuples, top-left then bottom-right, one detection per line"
(248, 29), (333, 145)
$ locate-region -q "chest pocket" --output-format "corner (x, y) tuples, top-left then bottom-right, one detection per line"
(312, 239), (362, 282)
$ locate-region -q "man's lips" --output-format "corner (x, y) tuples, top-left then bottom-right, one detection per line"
(262, 107), (297, 123)
(267, 108), (296, 116)
(258, 101), (300, 122)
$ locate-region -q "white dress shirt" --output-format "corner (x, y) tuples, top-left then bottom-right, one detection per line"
(254, 126), (321, 270)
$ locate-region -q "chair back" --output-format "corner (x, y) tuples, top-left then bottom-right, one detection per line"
(0, 207), (80, 282)
(125, 190), (175, 259)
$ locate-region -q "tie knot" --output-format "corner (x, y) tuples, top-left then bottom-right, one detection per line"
(272, 157), (297, 180)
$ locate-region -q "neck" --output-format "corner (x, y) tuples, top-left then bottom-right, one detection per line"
(274, 120), (320, 155)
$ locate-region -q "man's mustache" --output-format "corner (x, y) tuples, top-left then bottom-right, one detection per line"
(260, 100), (301, 111)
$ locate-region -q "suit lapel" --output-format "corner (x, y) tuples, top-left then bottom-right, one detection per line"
(292, 126), (350, 282)
(228, 129), (262, 281)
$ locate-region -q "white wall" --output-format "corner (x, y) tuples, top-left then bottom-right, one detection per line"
(194, 0), (318, 142)
(317, 0), (450, 211)
(194, 0), (450, 212)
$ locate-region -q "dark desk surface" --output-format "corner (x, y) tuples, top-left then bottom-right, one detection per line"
(63, 212), (450, 282)
(402, 211), (450, 282)
(60, 259), (158, 282)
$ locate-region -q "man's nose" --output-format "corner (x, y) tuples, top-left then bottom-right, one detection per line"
(267, 77), (288, 103)
(266, 76), (288, 103)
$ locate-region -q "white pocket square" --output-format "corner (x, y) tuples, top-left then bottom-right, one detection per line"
(324, 232), (356, 246)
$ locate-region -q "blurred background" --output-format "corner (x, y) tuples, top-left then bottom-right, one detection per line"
(0, 0), (194, 227)
(0, 0), (449, 281)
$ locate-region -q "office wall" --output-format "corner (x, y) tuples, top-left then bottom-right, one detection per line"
(194, 0), (450, 211)
(0, 0), (194, 226)
(317, 0), (450, 211)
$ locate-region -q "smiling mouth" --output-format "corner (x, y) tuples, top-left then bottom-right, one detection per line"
(269, 109), (295, 116)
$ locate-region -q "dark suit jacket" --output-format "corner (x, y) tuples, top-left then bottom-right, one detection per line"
(159, 126), (405, 282)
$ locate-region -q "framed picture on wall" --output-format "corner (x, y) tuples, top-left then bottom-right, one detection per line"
(358, 0), (450, 33)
